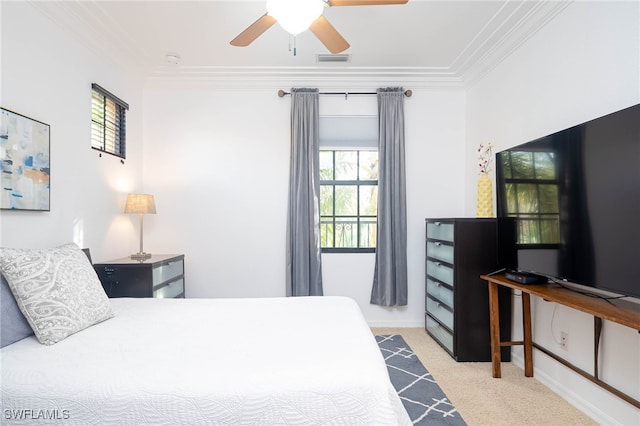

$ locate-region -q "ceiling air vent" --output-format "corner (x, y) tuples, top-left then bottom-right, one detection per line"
(317, 54), (351, 63)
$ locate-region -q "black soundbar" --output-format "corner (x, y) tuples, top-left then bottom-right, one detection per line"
(505, 270), (548, 284)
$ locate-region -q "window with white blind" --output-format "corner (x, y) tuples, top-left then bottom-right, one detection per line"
(91, 83), (128, 159)
(319, 116), (379, 253)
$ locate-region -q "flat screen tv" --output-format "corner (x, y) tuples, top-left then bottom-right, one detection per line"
(495, 103), (640, 299)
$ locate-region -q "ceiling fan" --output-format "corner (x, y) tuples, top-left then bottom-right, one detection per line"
(230, 0), (409, 54)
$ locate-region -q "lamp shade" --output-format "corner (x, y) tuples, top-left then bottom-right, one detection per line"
(266, 0), (324, 35)
(124, 194), (156, 214)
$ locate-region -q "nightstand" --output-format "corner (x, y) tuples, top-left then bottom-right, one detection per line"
(94, 254), (185, 298)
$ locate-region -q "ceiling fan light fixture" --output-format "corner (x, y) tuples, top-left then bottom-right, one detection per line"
(266, 0), (325, 36)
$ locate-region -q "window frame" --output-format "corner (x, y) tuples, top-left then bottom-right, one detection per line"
(320, 149), (378, 254)
(91, 83), (129, 159)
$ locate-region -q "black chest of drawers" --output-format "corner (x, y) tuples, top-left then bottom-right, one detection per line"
(425, 219), (511, 361)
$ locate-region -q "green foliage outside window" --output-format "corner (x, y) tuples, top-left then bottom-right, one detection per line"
(320, 150), (378, 250)
(501, 151), (560, 244)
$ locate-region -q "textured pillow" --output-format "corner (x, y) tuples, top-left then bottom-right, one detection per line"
(1, 273), (34, 348)
(0, 243), (114, 345)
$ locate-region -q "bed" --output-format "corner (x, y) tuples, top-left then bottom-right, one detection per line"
(0, 245), (410, 425)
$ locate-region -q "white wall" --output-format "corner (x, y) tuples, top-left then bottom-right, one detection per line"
(142, 84), (466, 326)
(6, 1), (636, 422)
(466, 2), (640, 424)
(0, 2), (145, 261)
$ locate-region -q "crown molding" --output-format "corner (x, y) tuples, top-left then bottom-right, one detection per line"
(460, 0), (573, 88)
(145, 65), (463, 89)
(28, 0), (572, 90)
(28, 1), (152, 78)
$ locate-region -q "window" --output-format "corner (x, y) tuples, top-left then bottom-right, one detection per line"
(319, 116), (378, 252)
(320, 150), (378, 251)
(91, 83), (128, 159)
(500, 150), (559, 245)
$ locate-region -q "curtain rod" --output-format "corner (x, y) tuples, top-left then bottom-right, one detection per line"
(277, 89), (412, 99)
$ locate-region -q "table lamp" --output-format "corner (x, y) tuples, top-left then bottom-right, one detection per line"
(124, 193), (156, 260)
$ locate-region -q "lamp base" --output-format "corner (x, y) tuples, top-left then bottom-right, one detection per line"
(130, 252), (152, 261)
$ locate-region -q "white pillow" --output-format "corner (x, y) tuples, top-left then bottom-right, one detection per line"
(0, 243), (114, 345)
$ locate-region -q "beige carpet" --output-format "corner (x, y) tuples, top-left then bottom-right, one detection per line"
(372, 327), (597, 426)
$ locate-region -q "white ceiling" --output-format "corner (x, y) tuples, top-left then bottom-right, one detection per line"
(31, 0), (571, 87)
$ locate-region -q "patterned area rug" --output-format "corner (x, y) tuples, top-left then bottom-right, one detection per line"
(376, 335), (467, 425)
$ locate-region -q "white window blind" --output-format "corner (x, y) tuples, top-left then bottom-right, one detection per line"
(319, 116), (378, 149)
(91, 83), (128, 159)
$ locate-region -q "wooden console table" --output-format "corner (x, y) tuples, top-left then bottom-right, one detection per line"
(480, 273), (640, 409)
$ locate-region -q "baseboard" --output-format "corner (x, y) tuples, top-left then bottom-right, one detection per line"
(367, 320), (425, 328)
(511, 353), (619, 425)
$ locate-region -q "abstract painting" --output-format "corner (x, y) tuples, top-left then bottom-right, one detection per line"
(0, 108), (50, 210)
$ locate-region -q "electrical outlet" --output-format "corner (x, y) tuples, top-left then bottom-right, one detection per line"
(560, 331), (568, 350)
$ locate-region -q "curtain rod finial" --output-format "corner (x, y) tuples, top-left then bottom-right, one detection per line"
(405, 90), (412, 97)
(278, 89), (287, 97)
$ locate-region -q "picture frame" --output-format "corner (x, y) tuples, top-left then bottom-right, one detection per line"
(0, 108), (51, 211)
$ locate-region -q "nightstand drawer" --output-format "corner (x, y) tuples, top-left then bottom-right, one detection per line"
(426, 295), (454, 330)
(427, 221), (454, 242)
(426, 259), (454, 286)
(426, 240), (454, 263)
(426, 278), (454, 307)
(154, 278), (184, 298)
(152, 259), (184, 285)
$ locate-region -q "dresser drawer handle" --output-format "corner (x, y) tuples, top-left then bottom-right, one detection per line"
(434, 242), (442, 246)
(436, 262), (442, 267)
(435, 222), (441, 226)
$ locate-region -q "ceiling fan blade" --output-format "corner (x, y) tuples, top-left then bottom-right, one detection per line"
(309, 16), (350, 54)
(230, 14), (277, 47)
(329, 0), (408, 6)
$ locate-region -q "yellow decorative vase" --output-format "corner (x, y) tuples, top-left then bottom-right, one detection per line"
(476, 172), (493, 217)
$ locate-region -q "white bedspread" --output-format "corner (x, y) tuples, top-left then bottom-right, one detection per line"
(1, 296), (410, 425)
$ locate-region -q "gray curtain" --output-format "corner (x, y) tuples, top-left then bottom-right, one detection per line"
(286, 88), (323, 297)
(371, 87), (407, 306)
